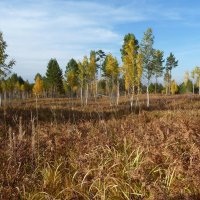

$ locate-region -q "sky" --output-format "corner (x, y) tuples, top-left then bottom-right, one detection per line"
(1, 0), (200, 83)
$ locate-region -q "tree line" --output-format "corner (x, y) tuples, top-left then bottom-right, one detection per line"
(1, 29), (200, 107)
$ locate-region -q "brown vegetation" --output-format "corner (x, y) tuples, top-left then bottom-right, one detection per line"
(0, 95), (200, 199)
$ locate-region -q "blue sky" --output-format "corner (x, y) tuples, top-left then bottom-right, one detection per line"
(0, 0), (200, 83)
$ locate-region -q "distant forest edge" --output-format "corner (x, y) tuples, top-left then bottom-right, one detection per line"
(0, 28), (200, 107)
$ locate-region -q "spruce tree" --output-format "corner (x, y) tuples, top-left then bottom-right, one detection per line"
(65, 59), (79, 96)
(46, 58), (64, 96)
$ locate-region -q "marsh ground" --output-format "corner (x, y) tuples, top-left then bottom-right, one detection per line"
(0, 94), (200, 199)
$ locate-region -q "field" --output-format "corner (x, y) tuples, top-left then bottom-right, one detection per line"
(0, 95), (200, 200)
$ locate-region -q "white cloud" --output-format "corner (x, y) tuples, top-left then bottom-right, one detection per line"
(0, 0), (196, 81)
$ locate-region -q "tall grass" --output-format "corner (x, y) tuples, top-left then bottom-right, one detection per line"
(0, 95), (200, 199)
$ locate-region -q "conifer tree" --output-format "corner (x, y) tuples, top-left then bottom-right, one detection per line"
(166, 53), (178, 94)
(153, 50), (165, 93)
(46, 58), (64, 97)
(65, 59), (79, 97)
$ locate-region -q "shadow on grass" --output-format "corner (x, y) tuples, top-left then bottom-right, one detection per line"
(1, 94), (200, 127)
(0, 101), (198, 128)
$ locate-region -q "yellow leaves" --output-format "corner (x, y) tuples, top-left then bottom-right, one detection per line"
(171, 80), (178, 95)
(122, 37), (142, 92)
(15, 81), (21, 91)
(105, 54), (119, 80)
(78, 56), (89, 86)
(88, 51), (96, 80)
(136, 53), (143, 87)
(33, 76), (43, 96)
(67, 70), (75, 86)
(20, 84), (25, 92)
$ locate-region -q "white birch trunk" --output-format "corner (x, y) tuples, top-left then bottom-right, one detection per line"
(116, 80), (119, 105)
(85, 84), (88, 105)
(147, 83), (150, 107)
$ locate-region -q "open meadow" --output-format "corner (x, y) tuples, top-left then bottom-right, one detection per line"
(0, 95), (200, 199)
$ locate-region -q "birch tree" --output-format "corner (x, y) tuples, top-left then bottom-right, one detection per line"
(140, 28), (155, 107)
(78, 56), (89, 105)
(192, 66), (200, 95)
(121, 33), (139, 107)
(88, 51), (97, 99)
(171, 80), (178, 95)
(33, 76), (43, 97)
(104, 54), (119, 105)
(0, 32), (15, 106)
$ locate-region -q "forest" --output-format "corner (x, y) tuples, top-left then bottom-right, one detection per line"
(1, 28), (200, 200)
(1, 28), (200, 108)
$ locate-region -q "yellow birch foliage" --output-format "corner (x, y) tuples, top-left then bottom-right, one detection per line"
(171, 80), (178, 95)
(33, 76), (43, 96)
(105, 54), (119, 79)
(122, 37), (138, 92)
(88, 51), (96, 81)
(67, 70), (77, 92)
(136, 53), (143, 91)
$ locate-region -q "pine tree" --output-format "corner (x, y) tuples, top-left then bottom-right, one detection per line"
(166, 53), (178, 94)
(34, 73), (42, 81)
(46, 58), (64, 97)
(96, 50), (106, 79)
(153, 50), (165, 93)
(65, 59), (79, 97)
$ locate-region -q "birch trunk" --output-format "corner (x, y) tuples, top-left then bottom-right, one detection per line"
(85, 84), (88, 105)
(147, 83), (150, 107)
(116, 80), (119, 105)
(80, 86), (83, 106)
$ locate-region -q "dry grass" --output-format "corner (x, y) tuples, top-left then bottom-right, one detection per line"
(0, 95), (200, 199)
